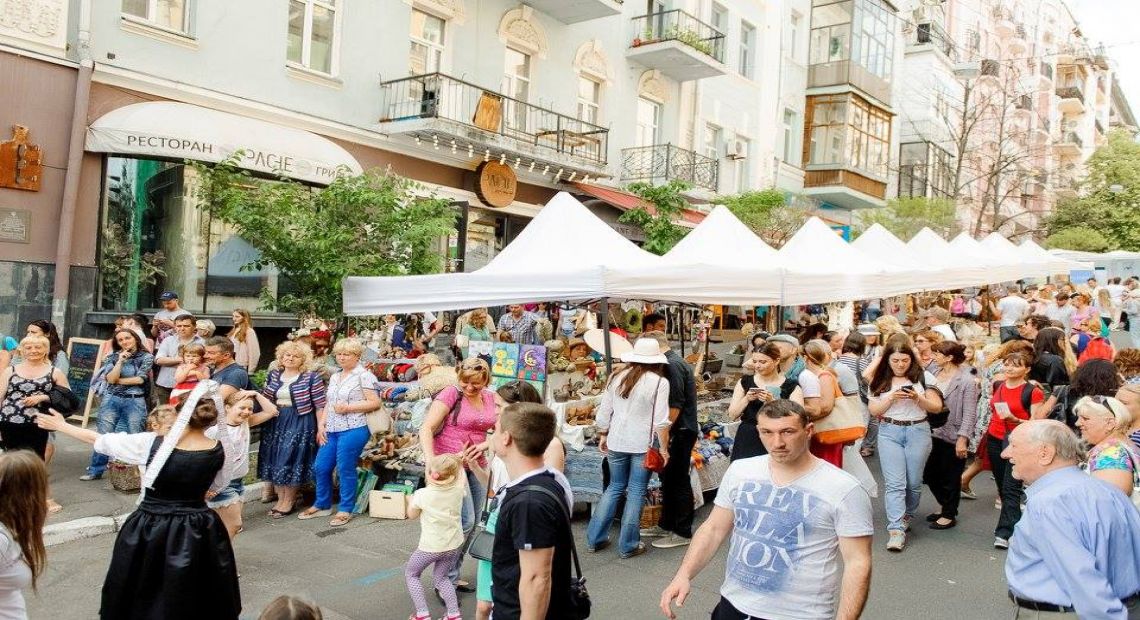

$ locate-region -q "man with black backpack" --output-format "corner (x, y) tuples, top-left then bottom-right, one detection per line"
(490, 402), (587, 619)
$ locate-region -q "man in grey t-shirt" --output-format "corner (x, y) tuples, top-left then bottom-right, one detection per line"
(994, 288), (1030, 343)
(152, 314), (202, 406)
(660, 400), (873, 620)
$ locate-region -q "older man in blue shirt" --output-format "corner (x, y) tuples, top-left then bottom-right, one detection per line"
(1003, 420), (1140, 619)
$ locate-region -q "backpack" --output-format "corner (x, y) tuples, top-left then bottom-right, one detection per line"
(1046, 385), (1076, 427)
(991, 381), (1036, 420)
(1078, 337), (1115, 364)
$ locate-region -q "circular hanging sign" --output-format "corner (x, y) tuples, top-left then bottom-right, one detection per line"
(474, 161), (517, 208)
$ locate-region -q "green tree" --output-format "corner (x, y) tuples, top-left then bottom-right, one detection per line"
(1044, 130), (1140, 251)
(855, 196), (959, 240)
(620, 179), (691, 255)
(714, 189), (812, 248)
(194, 159), (456, 318)
(1043, 226), (1112, 253)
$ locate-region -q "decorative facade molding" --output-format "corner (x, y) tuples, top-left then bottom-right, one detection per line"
(638, 70), (668, 102)
(498, 5), (547, 58)
(574, 39), (611, 83)
(0, 0), (67, 51)
(405, 0), (466, 24)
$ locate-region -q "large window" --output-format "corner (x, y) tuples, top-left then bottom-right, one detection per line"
(807, 93), (890, 179)
(899, 142), (954, 198)
(287, 0), (338, 74)
(409, 9), (446, 74)
(502, 47), (532, 132)
(809, 0), (852, 65)
(788, 11), (802, 58)
(809, 0), (895, 79)
(739, 21), (756, 77)
(577, 77), (601, 124)
(704, 123), (722, 160)
(783, 108), (799, 165)
(98, 157), (287, 314)
(710, 2), (728, 35)
(122, 0), (189, 33)
(852, 0), (894, 80)
(636, 98), (661, 147)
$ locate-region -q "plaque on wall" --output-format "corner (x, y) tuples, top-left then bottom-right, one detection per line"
(474, 161), (517, 208)
(0, 210), (30, 243)
(0, 126), (44, 192)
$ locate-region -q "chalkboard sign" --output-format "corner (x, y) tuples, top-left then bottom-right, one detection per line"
(66, 338), (106, 428)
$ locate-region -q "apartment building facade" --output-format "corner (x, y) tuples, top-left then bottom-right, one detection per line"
(0, 0), (821, 337)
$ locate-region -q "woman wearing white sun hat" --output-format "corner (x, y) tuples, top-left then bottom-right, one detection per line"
(586, 338), (671, 559)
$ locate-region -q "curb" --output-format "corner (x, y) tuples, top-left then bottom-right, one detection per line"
(44, 481), (268, 547)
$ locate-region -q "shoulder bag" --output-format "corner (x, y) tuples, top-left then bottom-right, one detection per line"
(920, 373), (950, 429)
(464, 470), (497, 561)
(519, 484), (591, 619)
(47, 364), (80, 414)
(813, 370), (867, 445)
(643, 378), (666, 473)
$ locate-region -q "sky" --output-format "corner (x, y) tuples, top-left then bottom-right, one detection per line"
(1066, 0), (1140, 115)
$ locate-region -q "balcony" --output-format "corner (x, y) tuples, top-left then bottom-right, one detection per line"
(803, 169), (887, 210)
(1054, 131), (1083, 157)
(1008, 24), (1028, 55)
(1056, 45), (1078, 66)
(620, 144), (719, 192)
(628, 10), (727, 81)
(1015, 95), (1033, 111)
(980, 59), (1001, 78)
(1056, 85), (1086, 115)
(1032, 118), (1051, 143)
(1055, 177), (1080, 199)
(522, 0), (623, 24)
(909, 22), (956, 61)
(377, 73), (609, 177)
(993, 8), (1015, 37)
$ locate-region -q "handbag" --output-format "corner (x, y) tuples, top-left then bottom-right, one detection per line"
(464, 470), (497, 561)
(814, 371), (867, 445)
(47, 365), (80, 414)
(519, 485), (591, 619)
(643, 378), (666, 473)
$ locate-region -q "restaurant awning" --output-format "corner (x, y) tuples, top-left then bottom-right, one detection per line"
(86, 101), (364, 185)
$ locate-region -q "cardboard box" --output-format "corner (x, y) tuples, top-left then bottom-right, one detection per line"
(369, 490), (409, 519)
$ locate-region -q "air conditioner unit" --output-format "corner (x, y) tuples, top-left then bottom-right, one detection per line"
(725, 140), (748, 160)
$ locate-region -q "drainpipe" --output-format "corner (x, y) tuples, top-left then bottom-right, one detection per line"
(51, 0), (94, 329)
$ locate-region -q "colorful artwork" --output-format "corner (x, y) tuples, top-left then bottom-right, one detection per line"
(469, 339), (493, 357)
(519, 344), (547, 381)
(491, 343), (520, 378)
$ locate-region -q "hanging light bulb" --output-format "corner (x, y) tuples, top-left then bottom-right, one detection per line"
(467, 145), (474, 157)
(514, 157), (521, 169)
(432, 135), (439, 150)
(499, 153), (506, 165)
(484, 150), (490, 162)
(528, 162), (536, 172)
(582, 175), (590, 183)
(414, 135), (421, 145)
(451, 139), (457, 154)
(542, 164), (550, 175)
(568, 171), (577, 181)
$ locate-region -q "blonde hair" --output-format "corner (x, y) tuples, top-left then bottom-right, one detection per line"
(469, 308), (489, 330)
(196, 319), (216, 337)
(331, 337), (365, 358)
(275, 340), (314, 370)
(1074, 396), (1132, 434)
(1097, 288), (1112, 310)
(874, 315), (904, 340)
(414, 353), (442, 374)
(179, 343), (206, 359)
(427, 454), (462, 485)
(915, 329), (943, 345)
(16, 334), (50, 358)
(458, 357), (491, 386)
(228, 309), (253, 343)
(803, 339), (832, 368)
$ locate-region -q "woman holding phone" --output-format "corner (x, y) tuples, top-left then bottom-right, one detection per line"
(727, 343), (804, 461)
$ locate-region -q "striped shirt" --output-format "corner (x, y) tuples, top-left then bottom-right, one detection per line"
(261, 369), (327, 416)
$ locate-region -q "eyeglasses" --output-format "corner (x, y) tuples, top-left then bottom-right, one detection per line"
(460, 358), (487, 370)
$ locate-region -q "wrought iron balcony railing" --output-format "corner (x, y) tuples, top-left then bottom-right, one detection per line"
(631, 10), (725, 62)
(378, 72), (609, 165)
(620, 144), (719, 192)
(912, 22), (956, 60)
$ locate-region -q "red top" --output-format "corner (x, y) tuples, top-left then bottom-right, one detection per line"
(986, 382), (1044, 440)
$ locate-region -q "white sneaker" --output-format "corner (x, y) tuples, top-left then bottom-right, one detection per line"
(652, 533), (692, 549)
(639, 526), (669, 538)
(994, 537), (1009, 550)
(960, 488), (977, 500)
(886, 530), (906, 552)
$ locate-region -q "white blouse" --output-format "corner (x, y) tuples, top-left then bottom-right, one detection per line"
(0, 524), (29, 620)
(594, 371), (671, 454)
(94, 432), (232, 494)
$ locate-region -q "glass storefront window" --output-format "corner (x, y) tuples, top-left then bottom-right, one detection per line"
(98, 156), (285, 314)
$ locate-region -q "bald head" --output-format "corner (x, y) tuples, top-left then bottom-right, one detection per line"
(1002, 420), (1086, 485)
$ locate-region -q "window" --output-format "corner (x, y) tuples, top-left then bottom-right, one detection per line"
(122, 0), (189, 33)
(287, 0), (338, 74)
(782, 109), (799, 164)
(711, 3), (728, 34)
(808, 97), (847, 166)
(98, 158), (287, 314)
(788, 12), (802, 58)
(734, 138), (752, 192)
(502, 48), (532, 132)
(809, 0), (852, 65)
(577, 77), (601, 124)
(739, 21), (756, 77)
(851, 0), (895, 80)
(899, 142), (954, 197)
(636, 97), (661, 147)
(704, 123), (722, 160)
(807, 93), (890, 178)
(409, 9), (446, 75)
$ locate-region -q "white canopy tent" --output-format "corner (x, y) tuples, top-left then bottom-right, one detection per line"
(979, 233), (1053, 279)
(342, 192), (660, 315)
(947, 233), (1028, 284)
(852, 224), (938, 274)
(1017, 240), (1084, 274)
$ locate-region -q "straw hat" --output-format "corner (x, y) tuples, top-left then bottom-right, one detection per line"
(620, 338), (668, 364)
(856, 323), (881, 337)
(583, 328), (633, 359)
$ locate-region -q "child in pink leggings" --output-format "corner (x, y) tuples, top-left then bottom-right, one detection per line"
(405, 454), (466, 620)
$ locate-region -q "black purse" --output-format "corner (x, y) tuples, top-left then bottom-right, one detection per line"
(520, 485), (591, 620)
(464, 472), (496, 562)
(47, 364), (80, 414)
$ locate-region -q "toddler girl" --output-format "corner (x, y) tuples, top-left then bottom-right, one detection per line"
(206, 390), (278, 540)
(171, 343), (210, 404)
(405, 454), (465, 620)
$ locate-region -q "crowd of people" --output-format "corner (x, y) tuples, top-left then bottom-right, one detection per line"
(0, 280), (1138, 619)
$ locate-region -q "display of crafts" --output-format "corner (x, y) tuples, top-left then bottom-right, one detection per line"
(563, 401), (597, 426)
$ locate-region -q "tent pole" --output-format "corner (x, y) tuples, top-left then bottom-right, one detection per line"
(679, 306), (686, 357)
(601, 297), (613, 376)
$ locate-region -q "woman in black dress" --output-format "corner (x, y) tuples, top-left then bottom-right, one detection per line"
(727, 343), (805, 461)
(37, 381), (240, 619)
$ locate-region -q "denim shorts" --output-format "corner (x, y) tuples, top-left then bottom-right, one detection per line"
(207, 478), (245, 509)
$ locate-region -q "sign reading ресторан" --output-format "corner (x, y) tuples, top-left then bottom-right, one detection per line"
(85, 102), (364, 186)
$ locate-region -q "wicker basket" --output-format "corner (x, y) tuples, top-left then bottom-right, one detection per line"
(639, 503), (662, 529)
(108, 461), (141, 493)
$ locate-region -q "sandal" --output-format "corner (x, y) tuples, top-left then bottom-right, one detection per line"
(297, 507), (331, 520)
(46, 500), (62, 515)
(269, 506), (297, 519)
(329, 513), (353, 527)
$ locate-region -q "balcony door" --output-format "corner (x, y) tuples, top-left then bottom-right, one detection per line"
(636, 97), (661, 148)
(502, 47), (532, 135)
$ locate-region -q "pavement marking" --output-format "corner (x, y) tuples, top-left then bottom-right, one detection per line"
(353, 566), (405, 586)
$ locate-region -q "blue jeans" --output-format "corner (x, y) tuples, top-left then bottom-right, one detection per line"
(586, 451), (650, 555)
(877, 421), (932, 532)
(313, 425), (370, 514)
(87, 394), (148, 477)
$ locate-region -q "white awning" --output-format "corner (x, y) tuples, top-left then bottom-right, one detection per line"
(86, 102), (363, 185)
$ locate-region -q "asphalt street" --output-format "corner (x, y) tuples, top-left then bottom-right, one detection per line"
(30, 451), (1017, 620)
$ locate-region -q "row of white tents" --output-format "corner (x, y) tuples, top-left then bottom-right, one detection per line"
(343, 192), (1092, 315)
